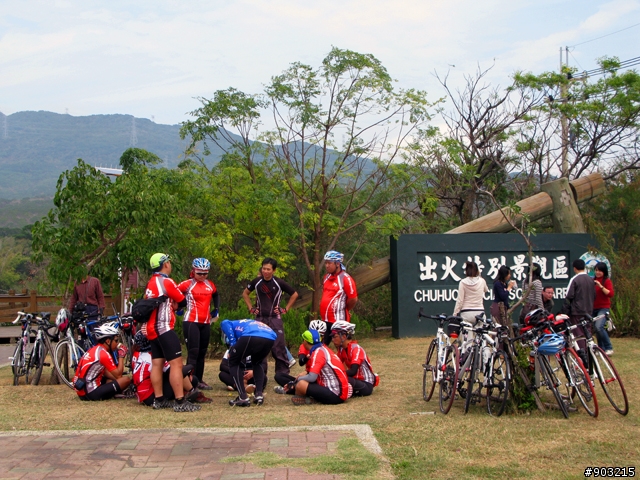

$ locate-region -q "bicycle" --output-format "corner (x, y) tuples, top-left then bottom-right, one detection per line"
(556, 313), (628, 415)
(52, 309), (88, 388)
(418, 308), (460, 414)
(457, 316), (511, 416)
(10, 312), (34, 386)
(26, 313), (59, 386)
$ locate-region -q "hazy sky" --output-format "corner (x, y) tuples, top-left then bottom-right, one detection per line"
(2, 0), (639, 125)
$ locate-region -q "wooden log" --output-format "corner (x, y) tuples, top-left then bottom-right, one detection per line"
(540, 177), (586, 233)
(292, 173), (606, 310)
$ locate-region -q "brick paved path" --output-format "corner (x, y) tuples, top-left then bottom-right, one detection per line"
(0, 426), (386, 480)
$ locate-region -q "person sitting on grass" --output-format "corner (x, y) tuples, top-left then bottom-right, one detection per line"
(273, 320), (327, 395)
(330, 321), (379, 397)
(73, 323), (131, 401)
(218, 349), (258, 395)
(131, 329), (202, 407)
(291, 329), (352, 406)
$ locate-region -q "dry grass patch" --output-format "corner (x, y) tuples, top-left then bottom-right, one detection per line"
(0, 333), (638, 479)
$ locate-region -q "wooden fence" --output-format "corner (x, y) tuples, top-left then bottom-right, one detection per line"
(0, 290), (120, 324)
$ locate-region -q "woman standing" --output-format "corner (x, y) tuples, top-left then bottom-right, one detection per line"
(491, 265), (516, 325)
(593, 262), (615, 355)
(519, 263), (544, 321)
(178, 257), (220, 400)
(453, 261), (489, 324)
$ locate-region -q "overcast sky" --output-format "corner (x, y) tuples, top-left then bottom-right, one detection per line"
(1, 0), (639, 125)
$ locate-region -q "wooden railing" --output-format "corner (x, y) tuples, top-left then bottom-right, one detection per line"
(0, 290), (120, 324)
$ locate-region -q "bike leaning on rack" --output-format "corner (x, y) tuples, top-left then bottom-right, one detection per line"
(555, 313), (628, 415)
(10, 312), (34, 385)
(418, 308), (461, 414)
(52, 308), (88, 388)
(26, 313), (59, 385)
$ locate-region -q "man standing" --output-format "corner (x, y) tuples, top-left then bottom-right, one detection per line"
(145, 253), (200, 412)
(242, 258), (299, 382)
(319, 251), (358, 345)
(69, 273), (105, 320)
(542, 286), (555, 313)
(562, 259), (596, 365)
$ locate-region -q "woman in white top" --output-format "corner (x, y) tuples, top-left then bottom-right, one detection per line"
(453, 261), (489, 324)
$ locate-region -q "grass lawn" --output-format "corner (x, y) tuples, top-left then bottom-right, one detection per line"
(0, 333), (638, 479)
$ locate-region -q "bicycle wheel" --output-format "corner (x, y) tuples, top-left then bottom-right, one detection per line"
(538, 355), (569, 419)
(118, 330), (133, 372)
(486, 350), (510, 417)
(27, 340), (46, 386)
(422, 339), (437, 402)
(438, 344), (459, 414)
(564, 348), (598, 417)
(463, 347), (479, 414)
(591, 346), (628, 415)
(11, 340), (26, 386)
(53, 339), (86, 388)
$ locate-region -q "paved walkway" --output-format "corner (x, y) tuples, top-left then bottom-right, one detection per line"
(0, 425), (389, 480)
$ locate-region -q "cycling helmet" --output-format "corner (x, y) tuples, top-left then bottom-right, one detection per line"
(150, 253), (170, 269)
(192, 257), (210, 271)
(537, 333), (565, 355)
(94, 323), (120, 340)
(331, 320), (355, 335)
(309, 320), (327, 334)
(301, 329), (322, 345)
(524, 308), (546, 327)
(323, 250), (344, 262)
(55, 308), (70, 332)
(133, 330), (151, 353)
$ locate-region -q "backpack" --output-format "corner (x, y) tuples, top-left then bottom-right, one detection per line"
(131, 295), (168, 324)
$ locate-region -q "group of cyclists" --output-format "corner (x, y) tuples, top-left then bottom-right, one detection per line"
(71, 250), (380, 412)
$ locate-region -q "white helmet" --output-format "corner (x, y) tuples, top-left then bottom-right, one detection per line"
(94, 323), (120, 340)
(309, 320), (327, 334)
(55, 308), (70, 332)
(331, 320), (355, 335)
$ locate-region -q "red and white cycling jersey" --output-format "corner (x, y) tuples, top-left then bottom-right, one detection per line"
(338, 341), (379, 386)
(132, 351), (169, 403)
(319, 271), (357, 324)
(145, 273), (185, 341)
(73, 344), (117, 397)
(298, 343), (311, 372)
(307, 345), (352, 401)
(178, 278), (217, 324)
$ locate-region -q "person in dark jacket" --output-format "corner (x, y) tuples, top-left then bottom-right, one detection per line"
(562, 259), (596, 364)
(491, 266), (516, 325)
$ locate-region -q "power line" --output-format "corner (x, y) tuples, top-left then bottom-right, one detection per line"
(574, 55), (640, 79)
(571, 22), (640, 47)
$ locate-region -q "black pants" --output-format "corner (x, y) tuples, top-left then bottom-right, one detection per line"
(142, 365), (195, 406)
(257, 316), (290, 376)
(348, 377), (374, 397)
(306, 382), (343, 404)
(183, 322), (211, 382)
(218, 358), (258, 390)
(82, 380), (122, 401)
(228, 336), (274, 399)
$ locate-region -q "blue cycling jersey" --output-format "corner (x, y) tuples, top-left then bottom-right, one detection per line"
(221, 319), (277, 346)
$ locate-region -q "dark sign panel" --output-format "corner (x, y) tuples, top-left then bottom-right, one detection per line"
(390, 233), (596, 338)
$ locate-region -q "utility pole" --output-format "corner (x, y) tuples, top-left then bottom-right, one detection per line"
(560, 46), (569, 177)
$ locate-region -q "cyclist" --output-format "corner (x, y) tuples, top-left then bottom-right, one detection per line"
(273, 319), (327, 395)
(242, 258), (299, 382)
(145, 253), (194, 411)
(319, 251), (358, 345)
(73, 323), (131, 401)
(131, 329), (201, 410)
(178, 257), (220, 396)
(220, 319), (277, 407)
(291, 329), (352, 405)
(330, 320), (379, 397)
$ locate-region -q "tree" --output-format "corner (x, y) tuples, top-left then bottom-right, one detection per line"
(32, 149), (193, 293)
(515, 57), (640, 180)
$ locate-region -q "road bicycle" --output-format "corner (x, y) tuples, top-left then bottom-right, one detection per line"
(10, 312), (35, 386)
(457, 316), (511, 416)
(419, 308), (460, 414)
(26, 313), (59, 386)
(555, 313), (628, 415)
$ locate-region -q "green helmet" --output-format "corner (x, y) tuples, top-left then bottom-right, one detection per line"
(150, 253), (170, 269)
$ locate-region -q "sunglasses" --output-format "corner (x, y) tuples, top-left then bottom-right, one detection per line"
(194, 271), (208, 276)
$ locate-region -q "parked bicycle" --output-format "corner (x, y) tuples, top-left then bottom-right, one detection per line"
(457, 316), (511, 416)
(419, 308), (460, 414)
(555, 313), (628, 415)
(26, 313), (59, 386)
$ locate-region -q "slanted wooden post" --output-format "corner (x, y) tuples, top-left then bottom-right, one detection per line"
(540, 177), (586, 233)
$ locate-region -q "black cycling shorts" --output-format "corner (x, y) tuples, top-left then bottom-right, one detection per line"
(82, 380), (122, 401)
(306, 382), (343, 405)
(150, 330), (182, 361)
